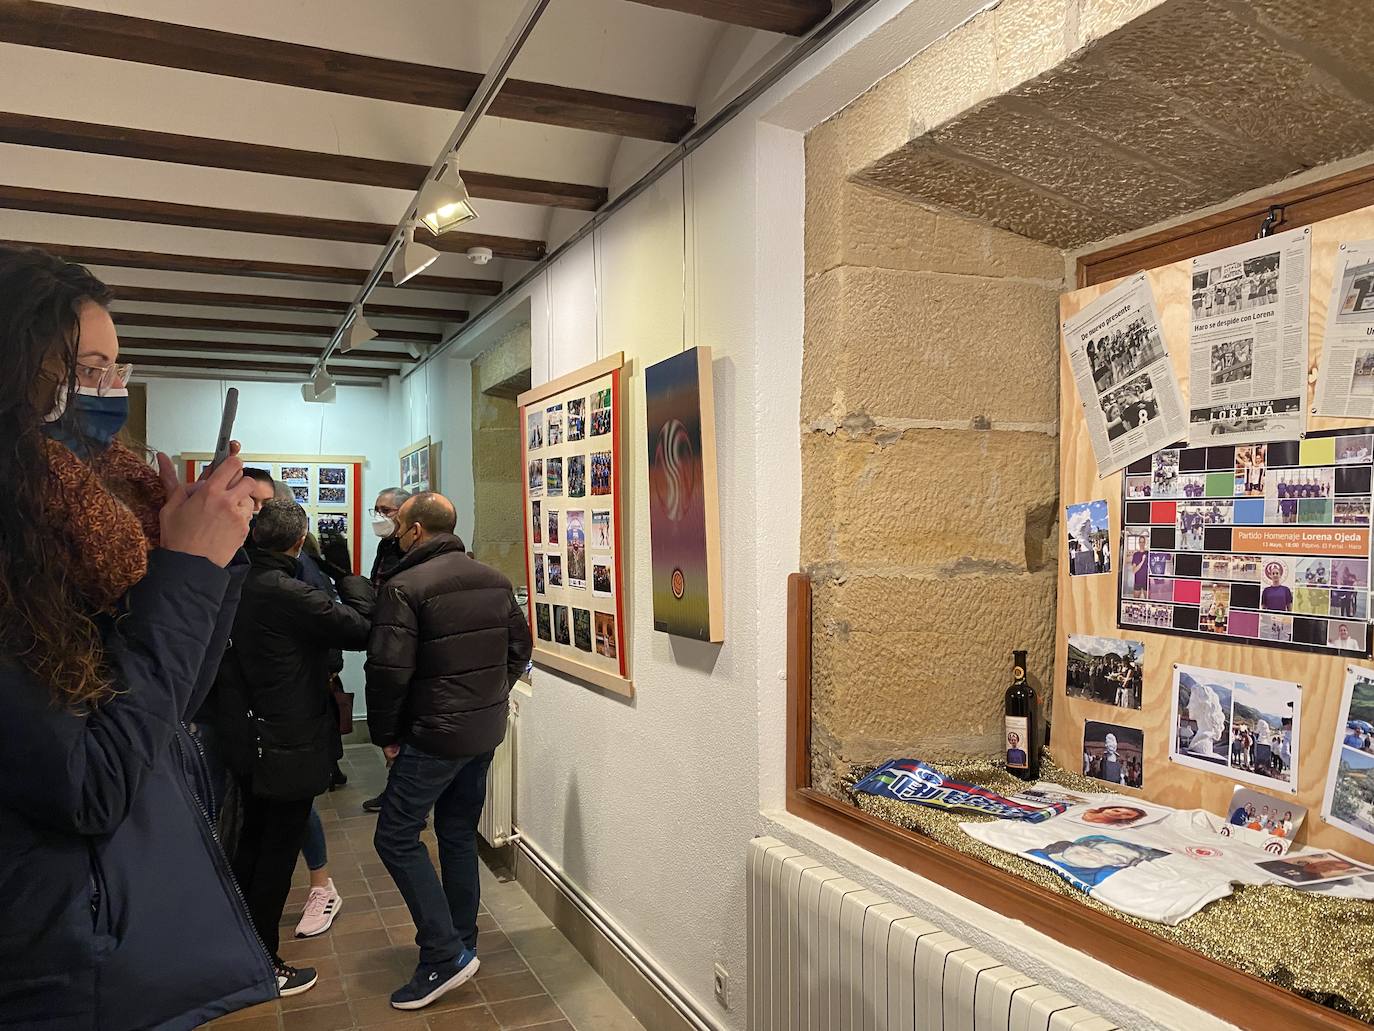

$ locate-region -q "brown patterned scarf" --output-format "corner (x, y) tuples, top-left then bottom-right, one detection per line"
(43, 438), (168, 612)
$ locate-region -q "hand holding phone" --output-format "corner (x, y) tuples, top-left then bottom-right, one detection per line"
(206, 388), (239, 475)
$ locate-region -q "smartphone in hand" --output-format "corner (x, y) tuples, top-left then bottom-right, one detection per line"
(205, 388), (239, 475)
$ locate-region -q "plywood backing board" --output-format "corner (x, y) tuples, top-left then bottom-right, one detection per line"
(1056, 203), (1374, 862)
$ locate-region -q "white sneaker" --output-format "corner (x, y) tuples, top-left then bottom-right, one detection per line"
(294, 880), (343, 938)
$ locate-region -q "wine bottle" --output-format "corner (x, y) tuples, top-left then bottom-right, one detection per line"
(1004, 649), (1038, 780)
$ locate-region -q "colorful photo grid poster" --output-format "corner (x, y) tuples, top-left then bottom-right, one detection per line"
(1118, 430), (1374, 656)
(519, 356), (629, 694)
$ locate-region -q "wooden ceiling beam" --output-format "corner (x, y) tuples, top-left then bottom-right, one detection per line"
(109, 285), (466, 322)
(0, 240), (505, 294)
(0, 1), (696, 142)
(0, 112), (607, 211)
(0, 185), (546, 261)
(625, 0), (830, 34)
(112, 312), (440, 344)
(130, 353), (390, 378)
(118, 336), (410, 364)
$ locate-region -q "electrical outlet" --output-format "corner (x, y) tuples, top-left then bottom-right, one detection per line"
(713, 963), (729, 1008)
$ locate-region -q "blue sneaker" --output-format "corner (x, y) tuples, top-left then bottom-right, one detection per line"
(390, 950), (480, 1010)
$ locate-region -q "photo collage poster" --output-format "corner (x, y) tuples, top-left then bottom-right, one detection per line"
(1118, 429), (1374, 657)
(187, 455), (358, 566)
(523, 368), (626, 678)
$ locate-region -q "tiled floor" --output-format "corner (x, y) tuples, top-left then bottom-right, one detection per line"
(209, 745), (643, 1031)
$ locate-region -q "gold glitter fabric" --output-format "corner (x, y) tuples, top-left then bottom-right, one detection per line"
(842, 758), (1374, 1024)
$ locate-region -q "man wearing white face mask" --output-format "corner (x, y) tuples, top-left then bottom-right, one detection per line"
(363, 488), (411, 813)
(370, 487), (412, 585)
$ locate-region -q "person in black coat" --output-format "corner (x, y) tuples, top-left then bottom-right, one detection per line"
(0, 245), (276, 1029)
(365, 492), (532, 1012)
(360, 485), (412, 813)
(215, 500), (375, 996)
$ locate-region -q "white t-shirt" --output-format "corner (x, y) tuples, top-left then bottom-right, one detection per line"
(963, 799), (1275, 925)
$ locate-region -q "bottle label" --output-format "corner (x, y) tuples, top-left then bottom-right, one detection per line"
(1005, 715), (1030, 770)
(1013, 665), (1025, 681)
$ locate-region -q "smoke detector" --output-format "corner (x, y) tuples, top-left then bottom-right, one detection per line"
(466, 246), (494, 266)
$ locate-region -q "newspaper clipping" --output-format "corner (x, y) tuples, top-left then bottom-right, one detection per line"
(1315, 241), (1374, 419)
(1064, 274), (1187, 477)
(1187, 226), (1310, 445)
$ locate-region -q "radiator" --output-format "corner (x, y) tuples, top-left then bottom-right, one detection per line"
(748, 837), (1117, 1031)
(478, 708), (517, 847)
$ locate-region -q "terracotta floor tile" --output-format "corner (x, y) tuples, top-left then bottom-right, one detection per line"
(279, 1001), (353, 1031)
(341, 967), (401, 1000)
(349, 990), (483, 1027)
(473, 951), (528, 978)
(205, 1014), (280, 1031)
(380, 905), (415, 927)
(476, 914), (498, 933)
(336, 947), (407, 976)
(387, 924), (420, 947)
(486, 995), (566, 1029)
(331, 909), (383, 934)
(370, 888), (404, 908)
(207, 1000), (280, 1025)
(280, 975), (347, 1011)
(278, 935), (336, 962)
(334, 928), (393, 954)
(360, 862), (390, 879)
(475, 971), (544, 1004)
(425, 1007), (501, 1031)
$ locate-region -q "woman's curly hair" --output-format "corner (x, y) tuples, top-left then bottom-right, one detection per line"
(0, 245), (116, 710)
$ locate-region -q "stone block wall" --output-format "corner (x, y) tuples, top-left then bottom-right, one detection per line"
(470, 324), (532, 590)
(804, 111), (1068, 795)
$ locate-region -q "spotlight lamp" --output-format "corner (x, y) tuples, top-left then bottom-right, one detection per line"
(341, 309), (377, 353)
(392, 220), (440, 285)
(417, 153), (479, 235)
(303, 366), (337, 404)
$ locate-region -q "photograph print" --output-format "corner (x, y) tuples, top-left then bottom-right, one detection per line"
(1257, 851), (1373, 887)
(573, 608), (593, 652)
(591, 387), (612, 436)
(1066, 634), (1144, 710)
(527, 409), (544, 451)
(546, 456), (564, 497)
(318, 486), (347, 506)
(1337, 257), (1374, 322)
(1100, 372), (1160, 441)
(593, 562), (613, 597)
(591, 509), (612, 551)
(595, 611), (618, 659)
(591, 451), (612, 496)
(554, 605), (571, 646)
(279, 465), (310, 485)
(547, 403), (564, 446)
(1322, 665), (1374, 846)
(291, 484), (310, 504)
(548, 554), (563, 588)
(532, 500), (542, 545)
(528, 458), (544, 498)
(1172, 664), (1300, 792)
(1195, 251), (1280, 319)
(317, 514), (347, 536)
(566, 510), (587, 589)
(534, 554), (546, 595)
(536, 604), (552, 642)
(1086, 314), (1167, 394)
(568, 455), (586, 498)
(1082, 720), (1144, 789)
(1221, 786), (1307, 855)
(318, 466), (346, 486)
(567, 397), (586, 441)
(548, 509), (559, 547)
(1066, 499), (1111, 576)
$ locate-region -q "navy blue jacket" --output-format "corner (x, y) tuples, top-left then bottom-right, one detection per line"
(0, 550), (277, 1030)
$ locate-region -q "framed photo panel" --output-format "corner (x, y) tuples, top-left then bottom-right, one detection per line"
(181, 452), (365, 572)
(400, 436), (437, 494)
(519, 352), (632, 697)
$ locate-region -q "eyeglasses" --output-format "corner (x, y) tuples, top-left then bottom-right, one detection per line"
(370, 507), (399, 520)
(76, 361), (134, 395)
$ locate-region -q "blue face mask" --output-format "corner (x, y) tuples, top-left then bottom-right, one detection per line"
(43, 389), (129, 455)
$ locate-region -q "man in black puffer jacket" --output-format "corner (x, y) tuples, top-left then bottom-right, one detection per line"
(216, 501), (375, 997)
(366, 492), (532, 1012)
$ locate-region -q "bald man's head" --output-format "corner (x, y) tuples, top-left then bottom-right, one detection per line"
(397, 491), (457, 552)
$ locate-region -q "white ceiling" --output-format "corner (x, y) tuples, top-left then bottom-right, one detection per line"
(0, 0), (809, 380)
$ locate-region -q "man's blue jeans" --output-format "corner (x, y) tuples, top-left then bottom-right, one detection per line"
(374, 744), (493, 965)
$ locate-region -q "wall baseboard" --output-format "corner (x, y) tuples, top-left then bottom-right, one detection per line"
(513, 837), (726, 1031)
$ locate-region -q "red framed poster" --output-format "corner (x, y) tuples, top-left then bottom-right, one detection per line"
(518, 352), (633, 697)
(182, 452), (365, 573)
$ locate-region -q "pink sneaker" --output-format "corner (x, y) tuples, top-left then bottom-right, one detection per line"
(295, 880), (343, 938)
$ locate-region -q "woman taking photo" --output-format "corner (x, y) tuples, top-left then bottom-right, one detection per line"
(0, 246), (279, 1028)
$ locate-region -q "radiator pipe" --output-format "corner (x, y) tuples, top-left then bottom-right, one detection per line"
(514, 832), (727, 1031)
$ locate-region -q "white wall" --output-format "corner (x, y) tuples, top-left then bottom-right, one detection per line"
(389, 353), (477, 548)
(145, 376), (398, 699)
(395, 2), (1236, 1029)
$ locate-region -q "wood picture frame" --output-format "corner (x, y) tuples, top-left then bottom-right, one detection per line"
(518, 352), (632, 697)
(399, 435), (437, 494)
(181, 451), (365, 572)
